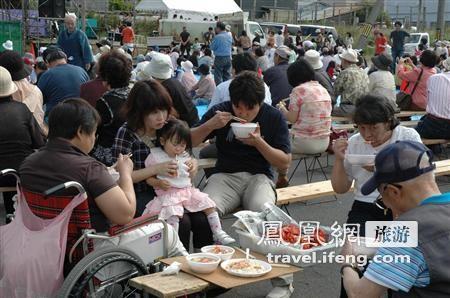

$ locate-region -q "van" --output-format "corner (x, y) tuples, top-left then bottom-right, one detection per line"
(259, 22), (301, 45)
(298, 24), (338, 39)
(404, 32), (429, 56)
(245, 21), (266, 47)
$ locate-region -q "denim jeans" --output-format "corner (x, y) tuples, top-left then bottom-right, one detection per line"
(391, 48), (404, 73)
(416, 114), (450, 139)
(213, 56), (231, 85)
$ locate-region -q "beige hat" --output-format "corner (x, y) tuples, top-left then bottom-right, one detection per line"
(443, 57), (450, 71)
(304, 50), (323, 70)
(0, 66), (18, 97)
(143, 52), (173, 80)
(99, 45), (111, 54)
(275, 45), (291, 59)
(181, 60), (193, 71)
(339, 48), (358, 63)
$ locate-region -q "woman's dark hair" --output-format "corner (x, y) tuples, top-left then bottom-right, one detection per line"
(410, 55), (418, 65)
(287, 59), (315, 87)
(177, 57), (186, 67)
(346, 32), (351, 37)
(198, 63), (210, 75)
(157, 118), (192, 151)
(353, 94), (399, 130)
(48, 98), (100, 140)
(98, 50), (132, 88)
(394, 21), (402, 27)
(241, 30), (247, 36)
(231, 52), (257, 74)
(204, 48), (212, 56)
(420, 50), (438, 68)
(123, 80), (173, 131)
(229, 71), (265, 109)
(254, 46), (264, 57)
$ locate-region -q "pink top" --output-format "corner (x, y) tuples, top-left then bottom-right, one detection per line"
(289, 81), (332, 139)
(397, 65), (437, 110)
(181, 71), (197, 93)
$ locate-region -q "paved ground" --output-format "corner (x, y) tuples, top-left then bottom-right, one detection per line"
(2, 153), (450, 298)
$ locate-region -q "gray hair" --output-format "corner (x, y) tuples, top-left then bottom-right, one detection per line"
(65, 13), (77, 22)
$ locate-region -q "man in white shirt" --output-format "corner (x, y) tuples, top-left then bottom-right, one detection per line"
(208, 53), (272, 110)
(416, 57), (450, 139)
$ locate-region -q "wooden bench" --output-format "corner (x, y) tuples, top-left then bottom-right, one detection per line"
(421, 138), (450, 146)
(332, 111), (426, 123)
(333, 120), (419, 131)
(275, 159), (450, 206)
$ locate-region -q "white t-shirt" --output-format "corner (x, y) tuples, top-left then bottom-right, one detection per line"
(207, 79), (272, 111)
(344, 125), (421, 203)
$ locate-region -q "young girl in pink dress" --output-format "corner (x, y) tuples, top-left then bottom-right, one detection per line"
(143, 119), (235, 245)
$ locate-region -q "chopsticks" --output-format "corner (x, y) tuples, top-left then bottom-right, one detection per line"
(233, 246), (291, 268)
(215, 110), (247, 123)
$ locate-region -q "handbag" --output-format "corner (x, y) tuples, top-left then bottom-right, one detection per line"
(396, 68), (424, 111)
(0, 187), (87, 297)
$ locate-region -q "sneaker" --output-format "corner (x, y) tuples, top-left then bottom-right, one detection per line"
(276, 176), (289, 189)
(266, 284), (294, 298)
(213, 230), (236, 245)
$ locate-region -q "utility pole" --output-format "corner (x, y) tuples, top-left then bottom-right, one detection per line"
(417, 0), (422, 30)
(423, 6), (426, 30)
(409, 6), (413, 28)
(357, 0), (384, 49)
(253, 0), (257, 19)
(437, 0), (446, 40)
(22, 0), (28, 53)
(81, 0), (86, 32)
(396, 4), (399, 21)
(314, 2), (318, 22)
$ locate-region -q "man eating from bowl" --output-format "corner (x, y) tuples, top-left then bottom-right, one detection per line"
(191, 70), (291, 216)
(191, 70), (293, 298)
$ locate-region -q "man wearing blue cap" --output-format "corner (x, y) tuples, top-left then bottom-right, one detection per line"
(342, 141), (450, 297)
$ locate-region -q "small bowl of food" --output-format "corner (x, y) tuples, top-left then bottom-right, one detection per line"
(185, 253), (221, 274)
(201, 245), (235, 261)
(231, 123), (258, 139)
(345, 154), (376, 166)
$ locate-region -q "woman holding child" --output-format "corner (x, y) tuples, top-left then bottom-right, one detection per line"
(112, 80), (214, 249)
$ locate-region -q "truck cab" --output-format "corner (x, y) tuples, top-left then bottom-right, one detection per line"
(245, 21), (266, 47)
(404, 32), (429, 56)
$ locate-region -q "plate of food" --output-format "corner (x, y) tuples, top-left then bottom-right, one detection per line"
(221, 258), (272, 277)
(201, 245), (235, 261)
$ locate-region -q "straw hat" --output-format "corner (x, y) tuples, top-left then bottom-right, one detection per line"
(339, 49), (359, 63)
(143, 52), (173, 80)
(0, 66), (18, 97)
(304, 50), (323, 70)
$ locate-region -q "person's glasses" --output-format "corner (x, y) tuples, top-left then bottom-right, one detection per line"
(374, 183), (402, 211)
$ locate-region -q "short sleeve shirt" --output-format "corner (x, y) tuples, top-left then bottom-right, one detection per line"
(197, 101), (290, 179)
(390, 30), (410, 50)
(289, 81), (332, 139)
(180, 31), (190, 42)
(19, 138), (117, 232)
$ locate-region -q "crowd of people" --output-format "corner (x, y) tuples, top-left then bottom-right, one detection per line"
(1, 14), (450, 297)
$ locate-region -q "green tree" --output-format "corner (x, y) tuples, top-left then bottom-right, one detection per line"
(109, 0), (133, 11)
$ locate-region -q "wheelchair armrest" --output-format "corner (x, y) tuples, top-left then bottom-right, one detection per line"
(108, 214), (160, 236)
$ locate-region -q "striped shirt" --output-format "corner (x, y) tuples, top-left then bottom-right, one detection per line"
(426, 72), (450, 120)
(364, 247), (430, 293)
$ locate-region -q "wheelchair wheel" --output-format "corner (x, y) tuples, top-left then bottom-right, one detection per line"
(57, 247), (148, 298)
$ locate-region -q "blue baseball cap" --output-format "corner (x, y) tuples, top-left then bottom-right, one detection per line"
(361, 141), (436, 195)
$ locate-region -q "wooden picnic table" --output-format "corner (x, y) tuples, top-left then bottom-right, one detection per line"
(332, 111), (426, 122)
(130, 249), (300, 297)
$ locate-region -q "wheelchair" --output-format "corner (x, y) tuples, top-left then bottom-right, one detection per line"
(1, 169), (170, 297)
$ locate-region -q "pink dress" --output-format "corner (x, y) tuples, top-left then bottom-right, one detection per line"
(142, 148), (216, 220)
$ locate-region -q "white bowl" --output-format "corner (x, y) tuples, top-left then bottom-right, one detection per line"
(231, 123), (257, 139)
(185, 253), (221, 274)
(345, 154), (376, 166)
(200, 245), (235, 261)
(221, 258), (272, 278)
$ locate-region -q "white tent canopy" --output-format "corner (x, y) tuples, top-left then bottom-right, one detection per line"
(136, 0), (243, 20)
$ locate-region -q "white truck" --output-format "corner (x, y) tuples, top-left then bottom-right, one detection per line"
(151, 17), (266, 47)
(403, 32), (429, 56)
